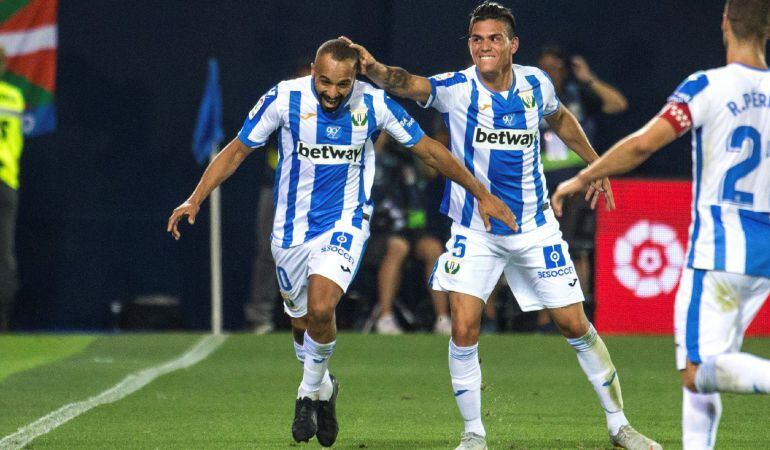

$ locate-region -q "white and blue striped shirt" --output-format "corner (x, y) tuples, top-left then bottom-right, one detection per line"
(420, 64), (559, 235)
(670, 64), (770, 278)
(239, 76), (425, 248)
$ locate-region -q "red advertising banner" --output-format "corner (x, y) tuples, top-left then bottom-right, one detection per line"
(594, 179), (770, 335)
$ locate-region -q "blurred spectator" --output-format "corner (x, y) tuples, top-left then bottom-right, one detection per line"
(538, 45), (627, 329)
(0, 47), (24, 332)
(244, 61), (311, 333)
(370, 133), (451, 335)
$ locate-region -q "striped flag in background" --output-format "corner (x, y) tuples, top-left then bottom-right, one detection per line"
(0, 0), (57, 136)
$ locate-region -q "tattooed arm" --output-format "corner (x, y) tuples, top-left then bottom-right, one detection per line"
(341, 36), (432, 104)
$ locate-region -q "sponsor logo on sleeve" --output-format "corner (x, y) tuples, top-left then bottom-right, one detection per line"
(296, 141), (363, 165)
(399, 116), (415, 129)
(472, 126), (537, 150)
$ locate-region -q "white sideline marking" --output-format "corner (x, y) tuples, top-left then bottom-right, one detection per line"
(0, 334), (228, 450)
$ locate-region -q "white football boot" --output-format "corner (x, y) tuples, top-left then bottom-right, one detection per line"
(454, 432), (488, 450)
(610, 424), (663, 450)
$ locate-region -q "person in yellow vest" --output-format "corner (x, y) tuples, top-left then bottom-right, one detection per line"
(0, 46), (25, 331)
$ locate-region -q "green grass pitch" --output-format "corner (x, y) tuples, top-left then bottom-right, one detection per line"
(1, 333), (768, 449)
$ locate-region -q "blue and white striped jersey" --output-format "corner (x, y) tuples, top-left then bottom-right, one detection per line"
(666, 64), (770, 277)
(239, 76), (425, 248)
(420, 65), (559, 235)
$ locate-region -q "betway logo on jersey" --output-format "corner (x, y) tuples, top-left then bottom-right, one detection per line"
(296, 141), (363, 165)
(473, 126), (537, 150)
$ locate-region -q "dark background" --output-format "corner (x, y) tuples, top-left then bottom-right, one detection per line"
(14, 0), (729, 330)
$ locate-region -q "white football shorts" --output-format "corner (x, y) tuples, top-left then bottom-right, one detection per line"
(429, 217), (584, 311)
(674, 267), (770, 369)
(271, 222), (370, 318)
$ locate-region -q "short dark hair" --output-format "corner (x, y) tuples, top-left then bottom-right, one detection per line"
(469, 2), (516, 39)
(726, 0), (770, 41)
(315, 38), (359, 70)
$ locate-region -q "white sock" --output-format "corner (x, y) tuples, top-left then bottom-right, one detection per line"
(695, 353), (770, 394)
(298, 332), (335, 400)
(293, 340), (305, 364)
(294, 339), (332, 399)
(566, 324), (627, 435)
(449, 340), (485, 437)
(682, 388), (721, 450)
(318, 371), (333, 401)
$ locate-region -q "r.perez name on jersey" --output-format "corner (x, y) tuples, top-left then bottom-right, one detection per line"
(296, 141), (363, 164)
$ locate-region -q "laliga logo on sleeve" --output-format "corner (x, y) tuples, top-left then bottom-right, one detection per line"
(613, 220), (684, 298)
(248, 95), (266, 119)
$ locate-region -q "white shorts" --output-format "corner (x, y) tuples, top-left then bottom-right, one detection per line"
(674, 267), (770, 369)
(271, 222), (370, 318)
(429, 218), (584, 311)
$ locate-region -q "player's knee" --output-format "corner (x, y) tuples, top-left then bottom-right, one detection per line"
(554, 316), (589, 339)
(451, 321), (480, 346)
(387, 236), (411, 260)
(307, 302), (335, 326)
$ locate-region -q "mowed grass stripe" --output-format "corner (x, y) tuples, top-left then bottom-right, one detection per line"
(0, 335), (96, 382)
(0, 334), (227, 450)
(19, 334), (770, 449)
(0, 334), (203, 437)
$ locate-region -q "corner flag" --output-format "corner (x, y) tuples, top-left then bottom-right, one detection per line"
(192, 58), (224, 165)
(192, 58), (225, 334)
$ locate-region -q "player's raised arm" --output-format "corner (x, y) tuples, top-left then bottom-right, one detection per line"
(545, 104), (615, 211)
(410, 135), (518, 232)
(167, 138), (254, 240)
(551, 116), (679, 217)
(340, 36), (432, 104)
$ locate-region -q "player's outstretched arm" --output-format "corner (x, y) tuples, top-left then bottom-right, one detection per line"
(411, 135), (518, 232)
(339, 36), (431, 104)
(546, 105), (616, 210)
(167, 138), (254, 240)
(551, 117), (678, 217)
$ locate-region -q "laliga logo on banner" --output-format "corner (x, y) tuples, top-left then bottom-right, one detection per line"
(613, 220), (684, 298)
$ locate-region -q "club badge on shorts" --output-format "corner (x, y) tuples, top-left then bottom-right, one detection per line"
(444, 259), (461, 275)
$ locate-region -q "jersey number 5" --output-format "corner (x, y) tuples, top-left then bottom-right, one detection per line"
(451, 235), (467, 258)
